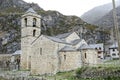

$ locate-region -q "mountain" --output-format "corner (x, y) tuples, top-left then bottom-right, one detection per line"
(0, 0), (43, 11)
(95, 6), (120, 28)
(0, 0), (109, 54)
(81, 0), (120, 24)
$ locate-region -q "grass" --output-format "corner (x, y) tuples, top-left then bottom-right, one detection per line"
(24, 59), (120, 80)
(45, 71), (76, 80)
(1, 67), (120, 80)
(36, 60), (120, 80)
(97, 59), (120, 68)
(45, 70), (120, 80)
(1, 60), (120, 80)
(45, 61), (120, 80)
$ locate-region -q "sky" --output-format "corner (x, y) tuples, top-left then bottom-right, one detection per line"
(24, 0), (115, 16)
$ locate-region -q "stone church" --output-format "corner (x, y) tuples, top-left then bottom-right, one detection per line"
(20, 8), (100, 75)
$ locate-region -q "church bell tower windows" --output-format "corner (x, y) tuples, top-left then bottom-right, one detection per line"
(85, 53), (87, 59)
(21, 8), (41, 38)
(33, 29), (36, 37)
(24, 18), (27, 27)
(33, 18), (37, 27)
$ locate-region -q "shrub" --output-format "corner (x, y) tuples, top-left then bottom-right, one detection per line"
(76, 67), (88, 78)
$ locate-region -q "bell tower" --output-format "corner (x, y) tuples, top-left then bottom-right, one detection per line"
(21, 8), (41, 70)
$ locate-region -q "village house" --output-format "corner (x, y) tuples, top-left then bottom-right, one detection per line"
(80, 44), (103, 66)
(88, 43), (104, 59)
(20, 8), (103, 75)
(109, 42), (119, 59)
(80, 47), (98, 66)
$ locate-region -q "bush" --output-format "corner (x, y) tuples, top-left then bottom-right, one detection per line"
(104, 76), (120, 80)
(76, 67), (88, 78)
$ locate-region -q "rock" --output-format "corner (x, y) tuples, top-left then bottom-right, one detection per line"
(0, 0), (110, 54)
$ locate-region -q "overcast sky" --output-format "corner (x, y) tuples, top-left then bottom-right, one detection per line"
(24, 0), (116, 16)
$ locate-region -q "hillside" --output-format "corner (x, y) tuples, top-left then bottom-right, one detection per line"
(81, 0), (120, 24)
(0, 0), (110, 54)
(94, 6), (120, 28)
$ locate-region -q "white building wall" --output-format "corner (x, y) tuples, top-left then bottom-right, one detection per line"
(109, 48), (119, 59)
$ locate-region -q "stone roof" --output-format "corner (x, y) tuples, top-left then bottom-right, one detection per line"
(70, 39), (82, 45)
(80, 45), (95, 49)
(12, 50), (22, 55)
(55, 32), (72, 39)
(26, 8), (37, 14)
(80, 43), (103, 50)
(45, 35), (70, 44)
(46, 35), (83, 46)
(60, 46), (76, 52)
(89, 44), (102, 48)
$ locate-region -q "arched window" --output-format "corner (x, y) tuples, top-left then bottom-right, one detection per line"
(33, 18), (37, 27)
(40, 48), (42, 55)
(85, 53), (87, 59)
(33, 29), (36, 36)
(99, 47), (101, 50)
(64, 55), (66, 60)
(24, 18), (27, 27)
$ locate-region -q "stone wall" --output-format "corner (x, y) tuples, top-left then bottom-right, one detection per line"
(21, 12), (41, 29)
(81, 49), (98, 66)
(0, 54), (12, 61)
(59, 51), (82, 72)
(65, 32), (80, 43)
(31, 35), (62, 75)
(0, 54), (12, 69)
(21, 37), (34, 70)
(21, 11), (41, 70)
(73, 39), (87, 49)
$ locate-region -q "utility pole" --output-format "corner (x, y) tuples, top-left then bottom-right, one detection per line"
(112, 0), (120, 59)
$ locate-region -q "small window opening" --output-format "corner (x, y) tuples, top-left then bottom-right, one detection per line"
(33, 18), (36, 27)
(112, 53), (116, 56)
(40, 48), (42, 55)
(24, 18), (27, 27)
(85, 53), (87, 59)
(64, 55), (66, 60)
(99, 47), (101, 50)
(33, 29), (36, 36)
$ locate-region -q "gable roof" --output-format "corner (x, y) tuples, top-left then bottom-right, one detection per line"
(31, 30), (86, 47)
(44, 35), (70, 44)
(26, 8), (37, 14)
(70, 39), (82, 45)
(31, 34), (71, 45)
(12, 50), (22, 55)
(80, 45), (96, 50)
(88, 43), (103, 48)
(55, 32), (72, 39)
(59, 46), (76, 52)
(80, 43), (103, 50)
